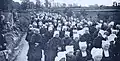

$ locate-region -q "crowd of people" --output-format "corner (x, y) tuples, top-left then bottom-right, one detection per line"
(26, 11), (120, 61)
(0, 9), (120, 61)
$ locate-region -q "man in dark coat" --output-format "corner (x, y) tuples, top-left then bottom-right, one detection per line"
(71, 34), (80, 55)
(62, 31), (73, 51)
(26, 25), (34, 42)
(93, 33), (105, 48)
(27, 28), (43, 61)
(44, 26), (54, 41)
(45, 31), (62, 61)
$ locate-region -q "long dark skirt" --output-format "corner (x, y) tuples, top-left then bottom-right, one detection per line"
(45, 50), (57, 61)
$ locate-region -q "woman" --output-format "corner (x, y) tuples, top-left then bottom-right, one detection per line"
(76, 41), (92, 61)
(101, 41), (113, 61)
(91, 48), (103, 61)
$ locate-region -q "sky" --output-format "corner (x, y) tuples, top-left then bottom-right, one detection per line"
(13, 0), (120, 6)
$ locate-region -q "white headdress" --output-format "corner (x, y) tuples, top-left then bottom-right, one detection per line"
(33, 21), (37, 26)
(102, 40), (110, 48)
(108, 21), (114, 26)
(99, 29), (106, 37)
(116, 24), (120, 28)
(29, 24), (33, 30)
(48, 26), (53, 31)
(111, 28), (119, 34)
(57, 27), (61, 31)
(65, 45), (74, 53)
(87, 21), (93, 25)
(72, 21), (76, 26)
(49, 22), (53, 25)
(79, 41), (87, 49)
(64, 22), (68, 25)
(73, 30), (78, 34)
(65, 31), (70, 36)
(62, 26), (68, 31)
(96, 23), (102, 29)
(53, 31), (59, 37)
(42, 24), (47, 28)
(78, 30), (85, 35)
(107, 34), (117, 43)
(91, 48), (103, 59)
(83, 27), (89, 31)
(73, 34), (79, 40)
(100, 20), (103, 23)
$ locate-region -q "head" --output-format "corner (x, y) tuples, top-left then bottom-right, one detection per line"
(73, 34), (79, 42)
(99, 20), (103, 23)
(91, 48), (103, 61)
(65, 45), (74, 55)
(29, 24), (33, 31)
(84, 27), (89, 34)
(32, 21), (38, 27)
(38, 21), (43, 26)
(65, 31), (70, 37)
(33, 28), (40, 34)
(79, 42), (87, 52)
(94, 55), (103, 61)
(108, 21), (114, 27)
(62, 26), (68, 31)
(57, 27), (61, 31)
(53, 31), (59, 37)
(116, 24), (120, 29)
(96, 24), (102, 30)
(48, 26), (53, 31)
(102, 41), (110, 50)
(42, 24), (47, 28)
(54, 19), (57, 23)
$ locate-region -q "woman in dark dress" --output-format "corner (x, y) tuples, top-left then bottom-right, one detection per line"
(101, 41), (113, 61)
(27, 28), (43, 61)
(46, 31), (63, 61)
(76, 41), (92, 61)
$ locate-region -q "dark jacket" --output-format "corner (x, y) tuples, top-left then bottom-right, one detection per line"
(76, 50), (92, 61)
(44, 31), (54, 41)
(71, 40), (79, 53)
(93, 35), (105, 48)
(80, 33), (92, 43)
(26, 31), (33, 42)
(45, 37), (62, 61)
(62, 37), (73, 51)
(66, 54), (76, 61)
(47, 37), (62, 51)
(102, 50), (114, 61)
(27, 33), (43, 59)
(60, 31), (65, 38)
(62, 37), (73, 46)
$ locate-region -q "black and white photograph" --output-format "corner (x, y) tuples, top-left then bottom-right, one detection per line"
(0, 0), (120, 61)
